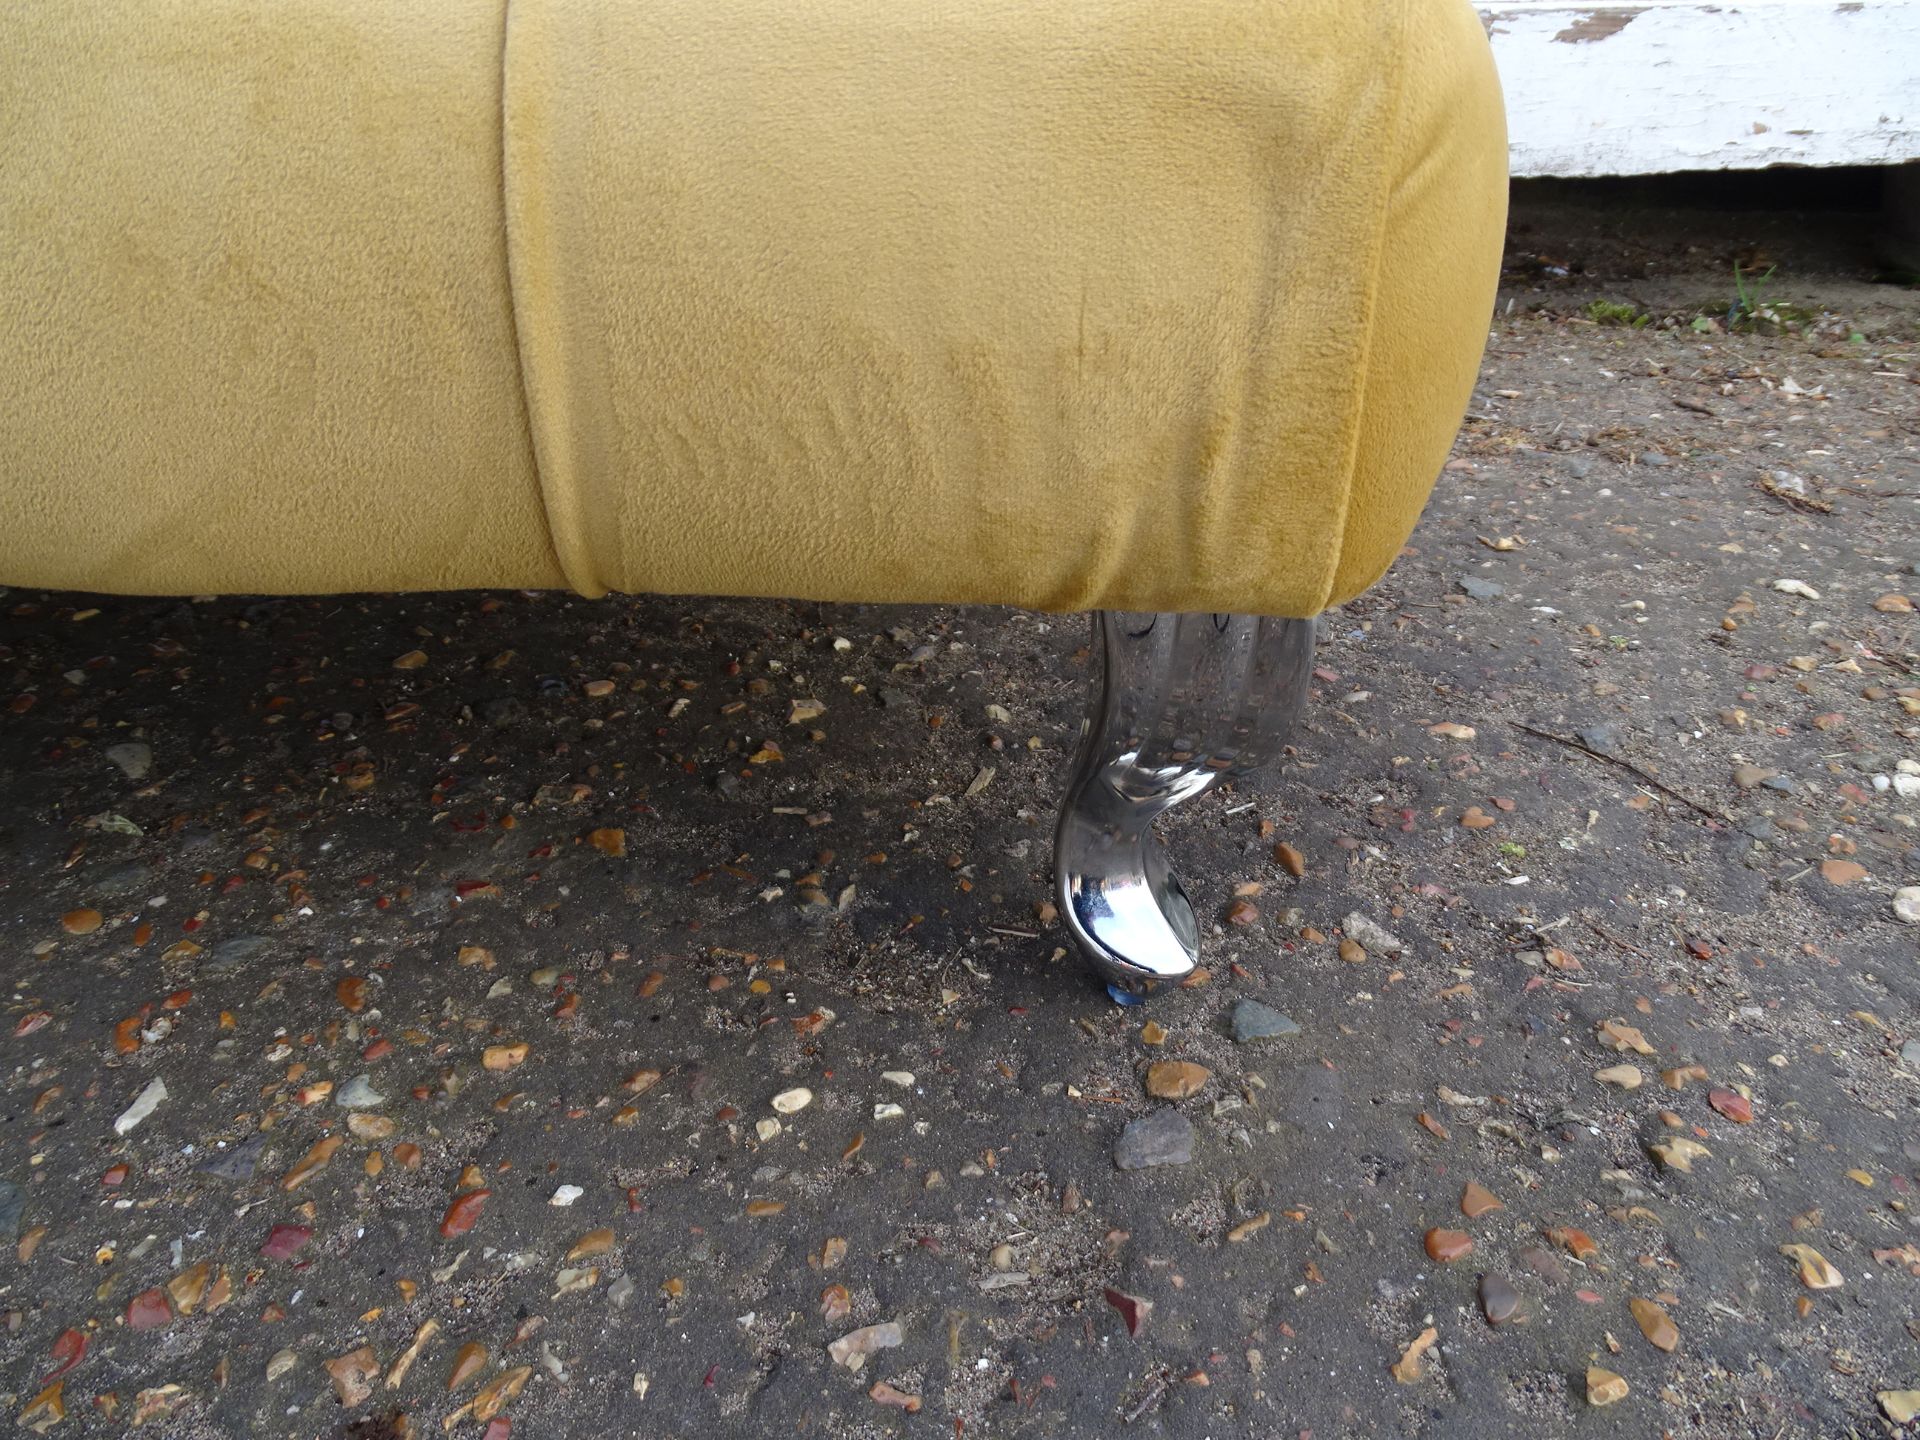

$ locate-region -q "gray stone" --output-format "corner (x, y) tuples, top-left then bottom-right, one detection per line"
(0, 1179), (22, 1241)
(1341, 912), (1404, 956)
(1479, 1272), (1522, 1325)
(1114, 1109), (1195, 1170)
(1740, 816), (1781, 844)
(195, 1133), (267, 1183)
(335, 1075), (386, 1110)
(1517, 1244), (1567, 1286)
(1902, 1039), (1920, 1068)
(105, 742), (152, 780)
(92, 862), (152, 898)
(207, 934), (274, 975)
(1231, 999), (1301, 1043)
(1458, 577), (1505, 600)
(1576, 724), (1621, 756)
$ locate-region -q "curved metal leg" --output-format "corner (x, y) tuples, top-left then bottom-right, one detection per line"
(1054, 611), (1314, 996)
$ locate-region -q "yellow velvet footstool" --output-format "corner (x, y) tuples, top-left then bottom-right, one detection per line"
(0, 0), (1506, 992)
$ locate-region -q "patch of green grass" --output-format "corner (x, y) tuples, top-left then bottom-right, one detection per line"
(1585, 299), (1649, 328)
(1689, 262), (1814, 334)
(1729, 260), (1775, 326)
(1681, 263), (1812, 334)
(1730, 262), (1811, 330)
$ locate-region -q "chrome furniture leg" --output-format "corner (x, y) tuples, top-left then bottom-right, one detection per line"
(1054, 611), (1314, 996)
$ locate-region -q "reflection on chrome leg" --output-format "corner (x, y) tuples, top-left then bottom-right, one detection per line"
(1054, 610), (1313, 996)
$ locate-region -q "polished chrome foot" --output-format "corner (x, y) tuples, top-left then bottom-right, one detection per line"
(1054, 611), (1313, 996)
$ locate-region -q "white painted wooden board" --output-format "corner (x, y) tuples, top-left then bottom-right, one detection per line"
(1480, 1), (1920, 176)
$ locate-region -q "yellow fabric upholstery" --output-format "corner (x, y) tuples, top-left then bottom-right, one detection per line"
(0, 0), (1504, 617)
(1, 3), (560, 594)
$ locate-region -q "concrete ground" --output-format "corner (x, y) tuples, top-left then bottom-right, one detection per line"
(1, 188), (1918, 1439)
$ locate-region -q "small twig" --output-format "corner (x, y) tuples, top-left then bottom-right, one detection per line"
(1753, 476), (1833, 514)
(1588, 919), (1654, 961)
(1123, 1377), (1170, 1423)
(1857, 648), (1915, 675)
(1508, 722), (1727, 824)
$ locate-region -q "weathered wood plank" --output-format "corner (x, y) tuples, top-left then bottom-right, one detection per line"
(1481, 1), (1920, 176)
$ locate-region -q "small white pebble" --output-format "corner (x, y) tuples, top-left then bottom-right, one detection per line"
(113, 1078), (168, 1136)
(880, 1071), (915, 1088)
(550, 1185), (584, 1207)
